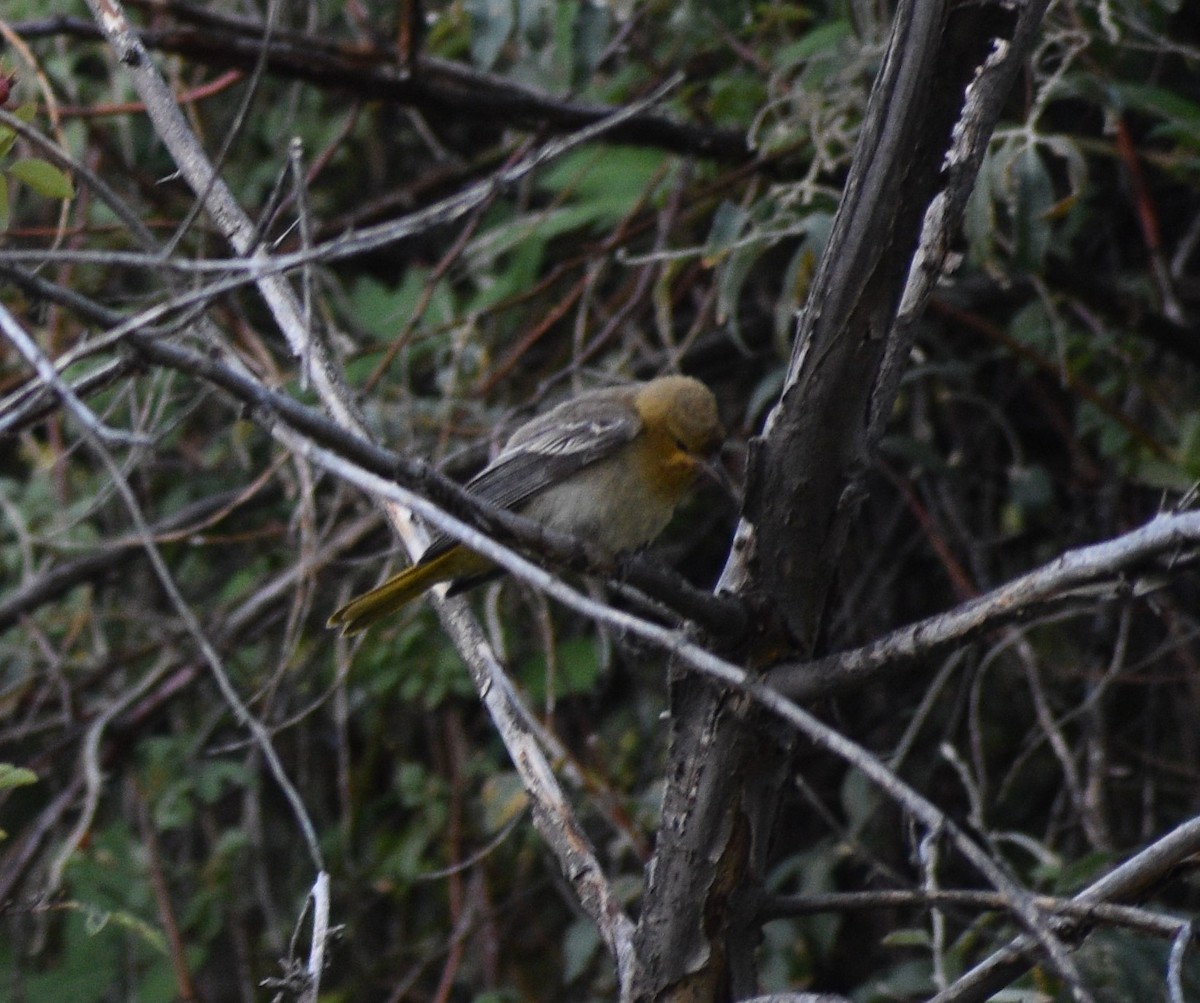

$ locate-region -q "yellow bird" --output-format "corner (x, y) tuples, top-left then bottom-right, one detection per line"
(328, 375), (724, 635)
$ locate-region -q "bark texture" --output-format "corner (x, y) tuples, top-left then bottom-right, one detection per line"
(631, 2), (1050, 999)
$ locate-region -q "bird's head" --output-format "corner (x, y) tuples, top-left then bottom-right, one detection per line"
(637, 375), (724, 459)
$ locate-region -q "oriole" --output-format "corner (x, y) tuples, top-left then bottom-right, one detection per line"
(328, 375), (724, 635)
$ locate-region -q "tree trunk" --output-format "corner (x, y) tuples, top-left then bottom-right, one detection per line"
(631, 1), (1051, 998)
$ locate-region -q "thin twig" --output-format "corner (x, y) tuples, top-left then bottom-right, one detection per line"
(302, 871), (332, 1003)
(82, 0), (662, 980)
(0, 303), (149, 446)
(281, 432), (1088, 994)
(929, 814), (1200, 1003)
(760, 888), (1192, 940)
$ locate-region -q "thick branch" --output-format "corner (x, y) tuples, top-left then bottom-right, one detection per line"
(634, 2), (1051, 1000)
(748, 0), (1035, 650)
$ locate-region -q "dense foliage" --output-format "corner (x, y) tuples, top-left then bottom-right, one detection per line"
(1, 0), (1199, 1000)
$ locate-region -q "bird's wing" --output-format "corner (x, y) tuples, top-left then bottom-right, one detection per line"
(421, 395), (642, 561)
(474, 401), (641, 509)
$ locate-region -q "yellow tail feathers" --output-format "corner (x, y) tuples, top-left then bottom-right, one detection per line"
(327, 547), (492, 635)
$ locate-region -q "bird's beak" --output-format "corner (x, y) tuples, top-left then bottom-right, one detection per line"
(698, 448), (741, 508)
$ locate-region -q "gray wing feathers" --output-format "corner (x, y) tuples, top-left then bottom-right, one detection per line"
(466, 407), (640, 511)
(419, 390), (642, 561)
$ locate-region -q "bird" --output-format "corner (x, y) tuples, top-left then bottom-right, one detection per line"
(327, 375), (724, 635)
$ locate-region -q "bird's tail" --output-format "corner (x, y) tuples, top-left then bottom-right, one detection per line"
(328, 547), (488, 635)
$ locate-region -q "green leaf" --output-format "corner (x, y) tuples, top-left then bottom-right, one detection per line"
(772, 238), (820, 347)
(717, 235), (768, 335)
(571, 0), (609, 82)
(562, 918), (601, 982)
(1113, 83), (1200, 131)
(696, 0), (747, 29)
(773, 20), (853, 69)
(519, 636), (602, 700)
(472, 204), (600, 263)
(964, 151), (996, 265)
(0, 763), (37, 790)
(350, 270), (443, 342)
(537, 145), (666, 211)
(75, 901), (167, 954)
(704, 200), (750, 265)
(558, 636), (601, 693)
(1130, 454), (1193, 492)
(0, 172), (9, 231)
(480, 771), (528, 833)
(1177, 411), (1200, 477)
(1010, 145), (1053, 269)
(882, 927), (933, 948)
(8, 157), (74, 199)
(869, 958), (936, 997)
(466, 0), (514, 70)
(514, 0), (548, 36)
(1008, 463), (1054, 513)
(1008, 299), (1053, 355)
(709, 74), (767, 126)
(194, 759), (252, 803)
(839, 766), (879, 830)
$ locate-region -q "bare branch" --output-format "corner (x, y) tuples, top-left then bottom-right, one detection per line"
(0, 487), (250, 633)
(768, 508), (1200, 700)
(302, 871), (332, 1003)
(761, 888), (1192, 941)
(81, 0), (657, 980)
(928, 813), (1200, 1003)
(0, 303), (149, 447)
(44, 655), (172, 894)
(0, 107), (158, 251)
(124, 332), (748, 638)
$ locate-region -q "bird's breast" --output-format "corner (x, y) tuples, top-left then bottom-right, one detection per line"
(521, 444), (690, 553)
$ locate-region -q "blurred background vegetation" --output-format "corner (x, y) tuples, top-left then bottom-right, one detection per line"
(1, 0), (1199, 999)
